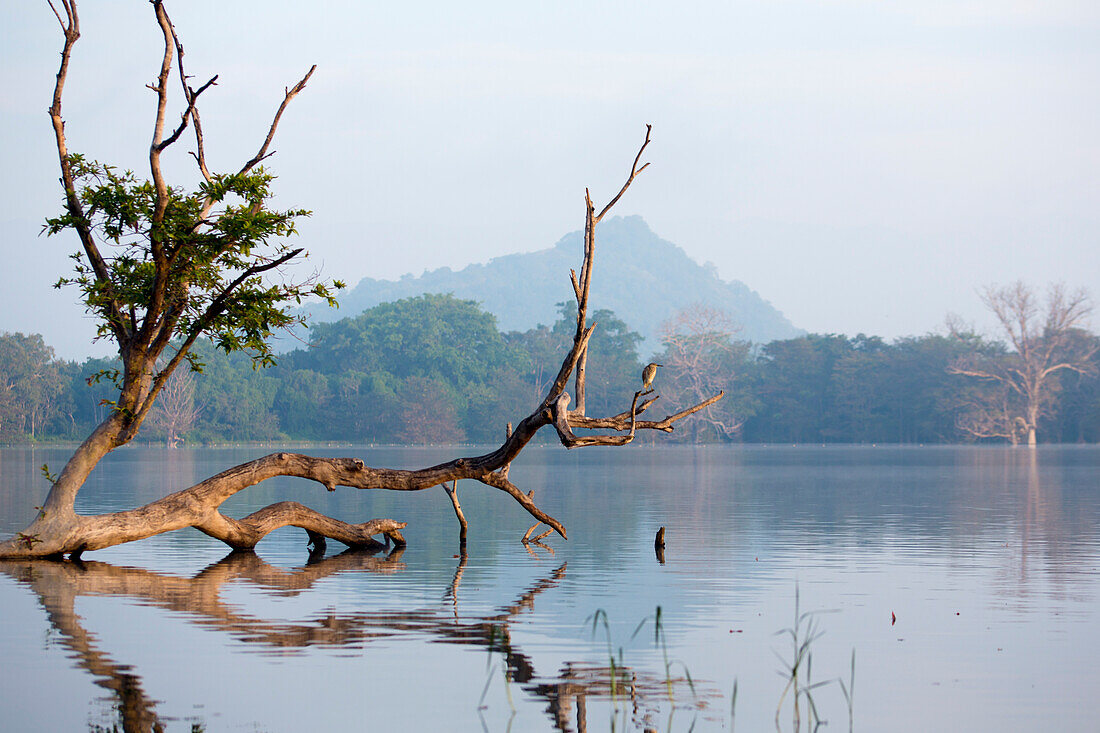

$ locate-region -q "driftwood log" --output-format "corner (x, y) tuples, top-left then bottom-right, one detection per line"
(0, 2), (722, 559)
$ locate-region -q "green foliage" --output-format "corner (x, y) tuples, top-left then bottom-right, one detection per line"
(6, 298), (1100, 444)
(741, 332), (1006, 444)
(1048, 333), (1100, 441)
(303, 293), (509, 382)
(879, 334), (992, 443)
(70, 357), (124, 435)
(285, 294), (514, 441)
(0, 332), (70, 442)
(44, 157), (337, 369)
(747, 334), (853, 443)
(272, 369), (332, 439)
(269, 296), (645, 443)
(187, 341), (281, 441)
(394, 376), (463, 443)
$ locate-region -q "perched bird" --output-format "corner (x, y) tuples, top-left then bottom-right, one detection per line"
(641, 362), (662, 392)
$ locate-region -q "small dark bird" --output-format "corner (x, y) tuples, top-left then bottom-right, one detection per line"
(642, 362), (662, 391)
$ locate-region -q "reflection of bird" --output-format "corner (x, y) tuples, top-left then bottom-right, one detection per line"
(642, 362), (662, 392)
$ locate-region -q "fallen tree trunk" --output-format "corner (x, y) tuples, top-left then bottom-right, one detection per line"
(2, 2), (722, 559)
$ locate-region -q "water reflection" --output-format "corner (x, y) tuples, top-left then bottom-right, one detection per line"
(994, 449), (1088, 603)
(0, 550), (714, 733)
(4, 446), (1099, 731)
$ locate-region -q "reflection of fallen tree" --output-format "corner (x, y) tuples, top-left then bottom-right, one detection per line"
(3, 549), (408, 732)
(526, 661), (713, 733)
(1, 552), (716, 732)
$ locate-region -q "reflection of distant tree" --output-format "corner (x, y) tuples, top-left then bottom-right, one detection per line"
(1, 551), (714, 733)
(966, 448), (1085, 599)
(1018, 450), (1064, 587)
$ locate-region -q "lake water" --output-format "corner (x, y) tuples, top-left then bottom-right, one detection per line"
(1, 444), (1099, 731)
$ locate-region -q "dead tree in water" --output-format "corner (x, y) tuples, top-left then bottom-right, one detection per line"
(949, 282), (1096, 446)
(0, 1), (722, 559)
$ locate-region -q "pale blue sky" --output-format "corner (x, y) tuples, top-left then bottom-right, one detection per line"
(2, 1), (1098, 359)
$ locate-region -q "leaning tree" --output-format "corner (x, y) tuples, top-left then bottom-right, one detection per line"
(0, 0), (722, 559)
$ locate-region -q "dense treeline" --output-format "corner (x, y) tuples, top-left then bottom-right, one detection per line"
(3, 294), (1098, 445)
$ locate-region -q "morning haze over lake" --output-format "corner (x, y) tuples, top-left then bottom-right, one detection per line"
(3, 0), (1099, 730)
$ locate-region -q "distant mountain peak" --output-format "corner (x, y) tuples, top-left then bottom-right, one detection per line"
(298, 216), (801, 354)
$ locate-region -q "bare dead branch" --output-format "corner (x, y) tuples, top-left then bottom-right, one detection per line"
(159, 74), (217, 152)
(443, 480), (468, 547)
(574, 338), (589, 416)
(479, 473), (567, 539)
(47, 0), (130, 346)
(571, 390), (725, 437)
(552, 390), (645, 447)
(578, 394), (661, 422)
(240, 65), (317, 175)
(47, 0), (68, 31)
(194, 503), (405, 551)
(499, 422), (514, 479)
(594, 123), (652, 223)
(157, 75), (216, 151)
(188, 112), (212, 181)
(148, 0), (176, 224)
(542, 325), (595, 409)
(580, 189), (595, 300)
(170, 25), (216, 183)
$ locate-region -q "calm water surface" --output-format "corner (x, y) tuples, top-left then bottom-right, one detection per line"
(1, 445), (1098, 731)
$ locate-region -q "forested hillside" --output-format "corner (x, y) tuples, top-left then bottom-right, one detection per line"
(3, 295), (1098, 445)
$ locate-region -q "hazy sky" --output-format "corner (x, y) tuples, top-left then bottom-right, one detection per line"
(2, 1), (1098, 359)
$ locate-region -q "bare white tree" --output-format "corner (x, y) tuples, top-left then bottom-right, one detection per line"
(147, 367), (201, 447)
(656, 304), (747, 440)
(950, 282), (1097, 446)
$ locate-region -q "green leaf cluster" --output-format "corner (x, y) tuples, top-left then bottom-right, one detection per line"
(45, 156), (337, 368)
